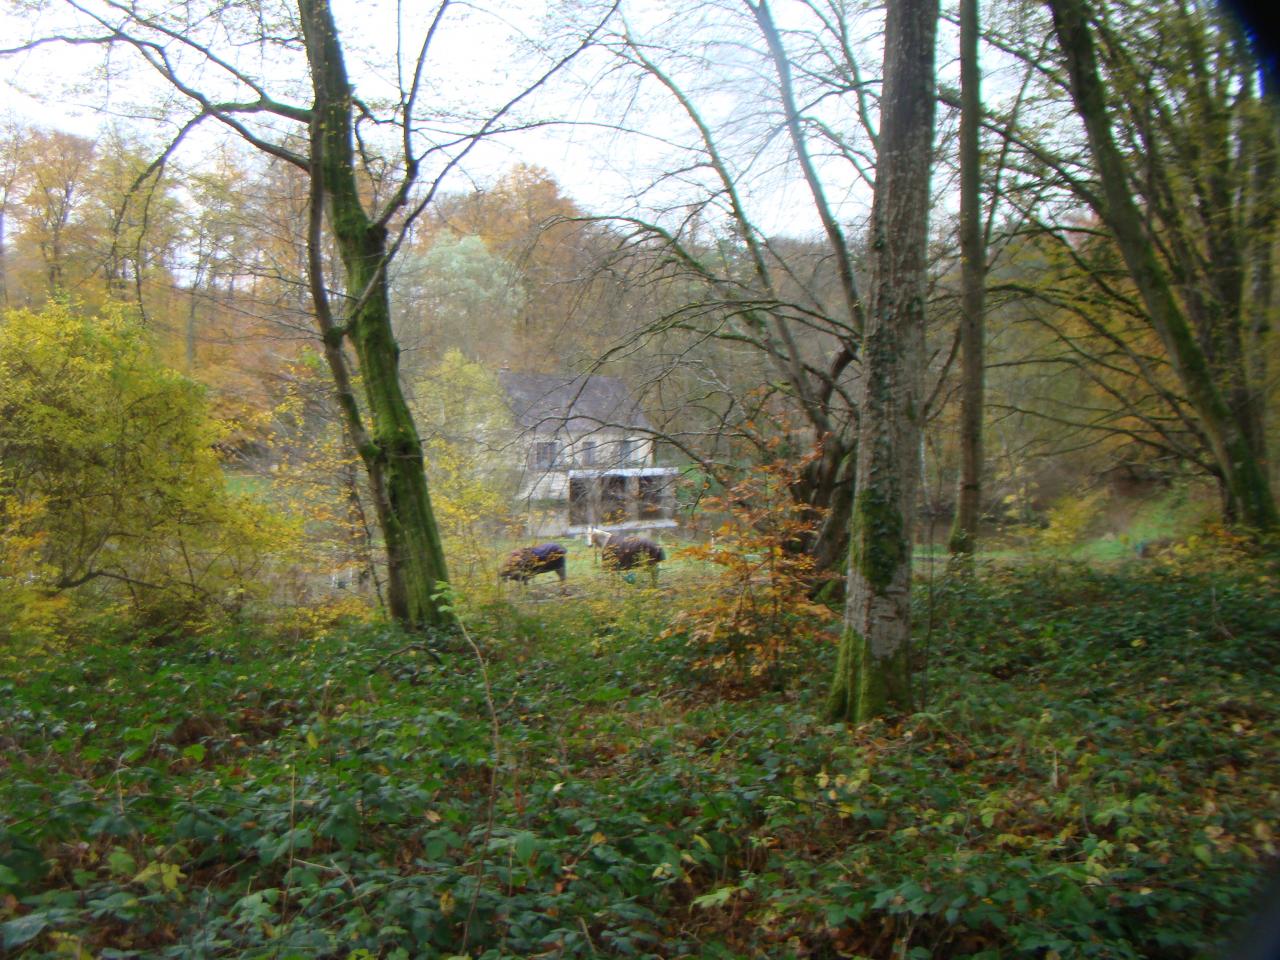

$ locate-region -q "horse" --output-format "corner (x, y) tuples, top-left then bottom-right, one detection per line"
(585, 527), (665, 586)
(500, 543), (568, 585)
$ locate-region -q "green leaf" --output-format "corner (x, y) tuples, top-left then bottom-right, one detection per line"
(106, 848), (137, 878)
(2, 914), (49, 950)
(513, 831), (537, 863)
(692, 886), (739, 909)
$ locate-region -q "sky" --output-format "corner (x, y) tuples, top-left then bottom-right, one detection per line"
(0, 0), (884, 239)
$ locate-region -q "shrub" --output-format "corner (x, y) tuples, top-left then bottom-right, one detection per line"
(662, 454), (835, 688)
(0, 302), (299, 630)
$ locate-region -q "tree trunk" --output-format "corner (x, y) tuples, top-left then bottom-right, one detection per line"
(805, 442), (856, 581)
(828, 0), (938, 723)
(1246, 73), (1277, 494)
(1047, 0), (1277, 533)
(948, 0), (985, 561)
(0, 207), (7, 307)
(299, 0), (453, 630)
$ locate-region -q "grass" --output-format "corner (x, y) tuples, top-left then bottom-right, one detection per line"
(2, 553), (1277, 958)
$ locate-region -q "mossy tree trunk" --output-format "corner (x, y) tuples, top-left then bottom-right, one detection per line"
(827, 0), (938, 723)
(299, 0), (453, 630)
(1246, 79), (1276, 496)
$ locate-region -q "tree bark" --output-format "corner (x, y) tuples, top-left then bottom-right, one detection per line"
(299, 0), (453, 629)
(828, 0), (938, 723)
(948, 0), (985, 561)
(1046, 0), (1277, 532)
(1245, 71), (1277, 494)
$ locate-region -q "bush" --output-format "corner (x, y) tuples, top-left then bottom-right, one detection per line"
(662, 454), (835, 688)
(0, 302), (298, 631)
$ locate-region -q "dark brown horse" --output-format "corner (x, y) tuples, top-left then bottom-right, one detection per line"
(500, 543), (568, 584)
(586, 527), (665, 585)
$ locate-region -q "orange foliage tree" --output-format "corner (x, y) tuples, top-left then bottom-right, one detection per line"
(663, 449), (836, 689)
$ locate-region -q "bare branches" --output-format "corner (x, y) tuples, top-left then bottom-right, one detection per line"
(751, 0), (865, 337)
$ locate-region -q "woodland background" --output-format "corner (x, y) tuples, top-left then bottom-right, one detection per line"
(1, 0), (1277, 957)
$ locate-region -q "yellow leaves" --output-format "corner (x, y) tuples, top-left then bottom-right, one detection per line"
(1252, 821), (1277, 857)
(46, 932), (94, 960)
(1, 302), (301, 629)
(995, 833), (1033, 849)
(1036, 489), (1106, 551)
(0, 490), (68, 660)
(133, 860), (184, 896)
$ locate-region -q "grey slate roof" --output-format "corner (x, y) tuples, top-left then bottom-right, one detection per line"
(498, 370), (651, 436)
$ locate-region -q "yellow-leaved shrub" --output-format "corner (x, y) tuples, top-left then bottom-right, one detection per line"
(0, 302), (299, 633)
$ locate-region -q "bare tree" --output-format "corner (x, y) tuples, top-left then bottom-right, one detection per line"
(947, 0), (986, 560)
(968, 0), (1278, 530)
(575, 0), (888, 575)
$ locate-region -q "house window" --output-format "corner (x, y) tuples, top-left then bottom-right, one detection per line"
(622, 437), (646, 464)
(601, 474), (628, 524)
(580, 440), (597, 466)
(532, 441), (561, 470)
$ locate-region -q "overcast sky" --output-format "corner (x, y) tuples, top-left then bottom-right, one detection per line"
(0, 0), (888, 238)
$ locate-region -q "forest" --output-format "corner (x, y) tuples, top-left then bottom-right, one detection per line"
(0, 0), (1277, 957)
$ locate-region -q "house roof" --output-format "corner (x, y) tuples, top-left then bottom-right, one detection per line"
(498, 370), (652, 436)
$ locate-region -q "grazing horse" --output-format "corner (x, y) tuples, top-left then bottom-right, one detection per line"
(586, 527), (665, 586)
(500, 543), (568, 585)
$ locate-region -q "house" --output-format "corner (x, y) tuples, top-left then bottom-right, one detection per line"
(498, 370), (679, 537)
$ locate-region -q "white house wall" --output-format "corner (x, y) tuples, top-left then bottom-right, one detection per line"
(515, 431), (655, 500)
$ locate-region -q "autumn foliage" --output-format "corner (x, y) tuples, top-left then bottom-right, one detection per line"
(663, 452), (836, 688)
(0, 302), (299, 634)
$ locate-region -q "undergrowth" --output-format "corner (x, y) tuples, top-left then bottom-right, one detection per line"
(2, 561), (1276, 958)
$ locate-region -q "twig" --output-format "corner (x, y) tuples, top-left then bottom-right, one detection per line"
(375, 640), (444, 667)
(457, 615), (502, 953)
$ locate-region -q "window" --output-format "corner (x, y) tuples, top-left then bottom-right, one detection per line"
(580, 440), (597, 466)
(569, 476), (593, 525)
(532, 441), (560, 470)
(601, 474), (627, 524)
